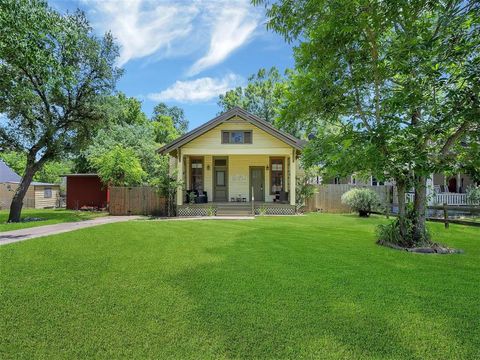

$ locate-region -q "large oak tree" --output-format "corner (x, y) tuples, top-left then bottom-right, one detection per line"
(255, 0), (479, 245)
(0, 0), (121, 221)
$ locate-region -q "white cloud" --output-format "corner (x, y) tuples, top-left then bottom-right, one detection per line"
(148, 73), (244, 103)
(82, 0), (260, 71)
(83, 0), (198, 66)
(188, 3), (260, 76)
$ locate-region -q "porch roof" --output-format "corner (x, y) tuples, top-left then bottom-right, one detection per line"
(158, 107), (305, 155)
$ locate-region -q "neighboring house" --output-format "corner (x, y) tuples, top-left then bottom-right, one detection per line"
(0, 160), (60, 209)
(159, 107), (305, 215)
(63, 174), (108, 210)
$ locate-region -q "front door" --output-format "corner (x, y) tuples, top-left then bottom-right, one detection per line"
(213, 157), (228, 202)
(250, 167), (265, 202)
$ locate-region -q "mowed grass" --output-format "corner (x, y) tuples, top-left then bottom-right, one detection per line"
(1, 214), (479, 359)
(0, 209), (107, 232)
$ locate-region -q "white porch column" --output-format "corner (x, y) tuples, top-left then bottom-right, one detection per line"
(426, 174), (434, 206)
(289, 152), (296, 206)
(176, 151), (183, 206)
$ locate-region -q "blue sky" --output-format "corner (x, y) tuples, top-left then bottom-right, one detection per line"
(51, 0), (294, 130)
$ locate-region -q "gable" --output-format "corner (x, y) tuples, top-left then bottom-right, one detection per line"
(158, 107), (304, 155)
(182, 116), (290, 150)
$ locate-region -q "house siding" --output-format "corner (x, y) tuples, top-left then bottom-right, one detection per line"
(181, 116), (292, 156)
(34, 185), (60, 208)
(0, 183), (45, 209)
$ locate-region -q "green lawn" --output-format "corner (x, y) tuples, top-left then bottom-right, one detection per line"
(1, 214), (479, 359)
(0, 209), (107, 232)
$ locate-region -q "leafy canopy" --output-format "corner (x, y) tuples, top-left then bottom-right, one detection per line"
(0, 151), (71, 184)
(90, 145), (145, 186)
(218, 67), (287, 123)
(84, 123), (160, 180)
(0, 0), (121, 221)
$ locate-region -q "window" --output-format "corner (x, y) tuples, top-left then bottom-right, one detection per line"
(371, 177), (384, 186)
(270, 158), (284, 194)
(216, 171), (225, 186)
(190, 158), (203, 191)
(221, 131), (252, 144)
(44, 187), (52, 198)
(214, 159), (227, 167)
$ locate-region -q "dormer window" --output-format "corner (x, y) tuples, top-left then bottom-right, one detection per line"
(221, 131), (252, 144)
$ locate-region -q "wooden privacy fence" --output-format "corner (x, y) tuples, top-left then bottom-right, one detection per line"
(109, 186), (166, 216)
(306, 184), (393, 213)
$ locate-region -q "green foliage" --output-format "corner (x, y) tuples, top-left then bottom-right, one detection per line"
(152, 115), (180, 144)
(84, 123), (159, 179)
(0, 151), (71, 184)
(101, 93), (148, 125)
(149, 156), (182, 217)
(152, 102), (188, 135)
(466, 185), (480, 205)
(218, 67), (286, 124)
(295, 175), (317, 211)
(341, 188), (380, 217)
(377, 207), (431, 248)
(90, 145), (145, 186)
(0, 0), (121, 158)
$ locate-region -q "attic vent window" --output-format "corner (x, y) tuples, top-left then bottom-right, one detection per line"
(221, 131), (252, 144)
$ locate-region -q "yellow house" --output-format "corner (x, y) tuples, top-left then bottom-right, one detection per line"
(159, 107), (305, 216)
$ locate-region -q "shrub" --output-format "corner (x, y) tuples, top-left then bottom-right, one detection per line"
(466, 185), (480, 205)
(376, 205), (431, 248)
(341, 188), (380, 217)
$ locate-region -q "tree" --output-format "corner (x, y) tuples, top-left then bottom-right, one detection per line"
(149, 156), (181, 217)
(0, 0), (121, 222)
(151, 115), (180, 144)
(218, 67), (287, 124)
(90, 145), (145, 186)
(84, 123), (159, 180)
(100, 92), (148, 126)
(151, 103), (188, 135)
(0, 151), (71, 184)
(255, 0), (480, 246)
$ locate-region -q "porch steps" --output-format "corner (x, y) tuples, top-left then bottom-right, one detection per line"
(216, 204), (253, 217)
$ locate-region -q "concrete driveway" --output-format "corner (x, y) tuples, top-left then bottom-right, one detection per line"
(0, 216), (143, 246)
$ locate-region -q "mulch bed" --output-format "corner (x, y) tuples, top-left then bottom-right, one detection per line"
(378, 241), (463, 254)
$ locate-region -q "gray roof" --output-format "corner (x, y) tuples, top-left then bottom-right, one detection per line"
(158, 107), (305, 155)
(0, 160), (21, 182)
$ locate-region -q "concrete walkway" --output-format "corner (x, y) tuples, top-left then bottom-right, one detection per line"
(0, 216), (143, 246)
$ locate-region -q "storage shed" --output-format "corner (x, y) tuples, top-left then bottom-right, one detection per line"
(64, 174), (108, 210)
(1, 160), (60, 209)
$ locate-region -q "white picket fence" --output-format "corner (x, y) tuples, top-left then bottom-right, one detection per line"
(406, 192), (472, 206)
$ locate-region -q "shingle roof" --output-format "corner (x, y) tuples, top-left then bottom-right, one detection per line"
(0, 160), (21, 183)
(158, 107), (305, 155)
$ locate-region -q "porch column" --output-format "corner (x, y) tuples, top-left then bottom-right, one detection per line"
(456, 173), (461, 193)
(426, 174), (434, 206)
(176, 151), (183, 206)
(289, 152), (296, 206)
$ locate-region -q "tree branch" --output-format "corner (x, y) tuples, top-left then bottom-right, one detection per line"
(440, 121), (471, 156)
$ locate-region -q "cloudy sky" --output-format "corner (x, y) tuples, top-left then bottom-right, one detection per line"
(52, 0), (293, 129)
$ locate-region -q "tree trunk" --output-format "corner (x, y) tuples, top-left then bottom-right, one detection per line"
(8, 165), (36, 223)
(396, 179), (407, 240)
(412, 175), (428, 244)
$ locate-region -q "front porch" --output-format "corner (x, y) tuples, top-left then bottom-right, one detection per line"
(177, 202), (296, 216)
(175, 154), (298, 208)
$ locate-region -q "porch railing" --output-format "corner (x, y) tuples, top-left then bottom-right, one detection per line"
(405, 192), (472, 206)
